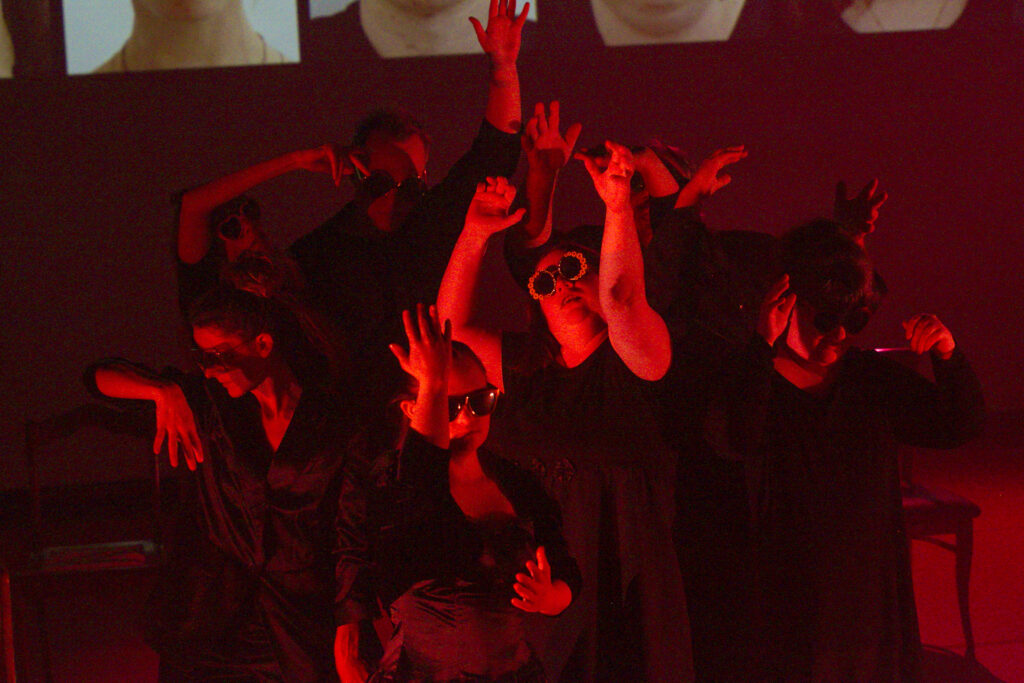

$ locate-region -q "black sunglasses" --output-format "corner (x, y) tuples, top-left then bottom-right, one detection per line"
(359, 169), (427, 202)
(528, 251), (589, 300)
(216, 199), (260, 240)
(189, 337), (256, 369)
(812, 307), (872, 335)
(448, 386), (501, 422)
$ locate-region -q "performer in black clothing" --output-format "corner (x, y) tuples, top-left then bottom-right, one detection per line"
(750, 219), (984, 682)
(290, 0), (527, 409)
(86, 285), (375, 682)
(345, 305), (579, 681)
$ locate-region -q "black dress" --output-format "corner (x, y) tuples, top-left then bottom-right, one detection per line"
(85, 363), (375, 682)
(367, 431), (581, 682)
(487, 334), (692, 683)
(753, 348), (984, 682)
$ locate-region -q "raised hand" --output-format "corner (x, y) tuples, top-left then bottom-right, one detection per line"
(511, 546), (572, 616)
(577, 140), (635, 214)
(389, 304), (453, 391)
(464, 176), (526, 236)
(522, 101), (582, 175)
(675, 145), (747, 208)
(291, 145), (356, 186)
(757, 274), (797, 347)
(834, 178), (888, 243)
(470, 0), (529, 68)
(154, 383), (203, 470)
(903, 314), (955, 360)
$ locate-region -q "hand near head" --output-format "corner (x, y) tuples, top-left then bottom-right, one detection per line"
(757, 274), (797, 347)
(153, 383), (203, 471)
(522, 101), (582, 175)
(470, 0), (529, 68)
(291, 145), (358, 186)
(675, 145), (747, 209)
(903, 314), (955, 360)
(834, 178), (888, 245)
(464, 176), (526, 236)
(576, 140), (634, 214)
(512, 546), (572, 616)
(389, 304), (453, 391)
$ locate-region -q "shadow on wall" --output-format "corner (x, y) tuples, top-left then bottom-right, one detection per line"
(922, 646), (1005, 683)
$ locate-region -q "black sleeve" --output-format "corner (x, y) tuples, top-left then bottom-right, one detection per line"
(643, 202), (712, 318)
(395, 429), (452, 501)
(332, 430), (382, 626)
(883, 348), (985, 448)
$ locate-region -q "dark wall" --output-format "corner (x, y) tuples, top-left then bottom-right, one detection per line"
(2, 1), (1023, 488)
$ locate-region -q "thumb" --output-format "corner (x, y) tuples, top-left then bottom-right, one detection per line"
(564, 122), (583, 153)
(469, 16), (487, 45)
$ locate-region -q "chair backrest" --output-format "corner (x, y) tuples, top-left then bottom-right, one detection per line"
(23, 403), (161, 552)
(874, 348), (929, 485)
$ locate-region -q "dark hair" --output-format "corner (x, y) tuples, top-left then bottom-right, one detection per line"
(352, 108), (428, 148)
(778, 218), (883, 315)
(188, 279), (347, 390)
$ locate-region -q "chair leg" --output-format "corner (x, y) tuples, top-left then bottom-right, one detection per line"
(955, 520), (976, 661)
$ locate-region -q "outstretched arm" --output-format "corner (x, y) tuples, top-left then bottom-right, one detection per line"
(389, 305), (453, 449)
(578, 142), (671, 380)
(470, 0), (528, 134)
(438, 177), (525, 391)
(178, 146), (350, 264)
(674, 145), (747, 209)
(519, 100), (582, 246)
(91, 360), (204, 470)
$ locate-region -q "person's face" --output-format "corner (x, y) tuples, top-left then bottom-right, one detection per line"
(447, 354), (491, 453)
(134, 0), (234, 21)
(361, 131), (429, 229)
(380, 0), (473, 17)
(598, 0), (714, 36)
(784, 300), (855, 368)
(534, 248), (604, 337)
(192, 324), (269, 398)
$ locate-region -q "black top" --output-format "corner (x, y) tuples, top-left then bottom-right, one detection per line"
(753, 348), (984, 682)
(84, 362), (375, 681)
(491, 333), (672, 471)
(367, 431), (580, 680)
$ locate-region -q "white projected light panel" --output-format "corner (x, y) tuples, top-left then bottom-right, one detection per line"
(63, 0), (301, 74)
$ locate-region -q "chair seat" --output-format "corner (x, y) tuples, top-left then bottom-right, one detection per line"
(902, 483), (980, 532)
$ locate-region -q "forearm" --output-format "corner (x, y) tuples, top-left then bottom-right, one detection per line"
(92, 361), (170, 402)
(484, 62), (521, 134)
(177, 151), (307, 263)
(334, 624), (369, 683)
(600, 208), (671, 379)
(410, 384), (450, 450)
(521, 165), (557, 247)
(438, 228), (493, 335)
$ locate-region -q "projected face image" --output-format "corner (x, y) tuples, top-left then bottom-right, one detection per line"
(591, 0), (747, 45)
(135, 0), (232, 21)
(63, 0), (300, 74)
(0, 9), (13, 77)
(840, 0), (969, 33)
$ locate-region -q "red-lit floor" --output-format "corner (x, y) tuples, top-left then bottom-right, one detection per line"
(5, 414), (1022, 682)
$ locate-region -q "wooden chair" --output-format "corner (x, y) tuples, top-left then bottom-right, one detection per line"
(877, 348), (981, 660)
(15, 402), (165, 680)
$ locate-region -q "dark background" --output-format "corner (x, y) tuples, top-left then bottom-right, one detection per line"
(2, 0), (1023, 489)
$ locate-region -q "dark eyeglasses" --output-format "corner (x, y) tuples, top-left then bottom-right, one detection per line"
(216, 199), (260, 240)
(359, 169), (427, 202)
(527, 251), (589, 300)
(447, 386), (501, 421)
(812, 307), (872, 335)
(189, 337), (256, 369)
